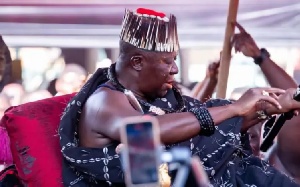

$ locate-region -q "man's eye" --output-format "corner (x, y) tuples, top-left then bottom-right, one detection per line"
(167, 61), (173, 65)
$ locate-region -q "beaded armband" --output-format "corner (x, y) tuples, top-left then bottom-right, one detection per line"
(189, 107), (215, 136)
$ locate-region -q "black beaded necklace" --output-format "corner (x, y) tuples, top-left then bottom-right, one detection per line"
(107, 64), (186, 114)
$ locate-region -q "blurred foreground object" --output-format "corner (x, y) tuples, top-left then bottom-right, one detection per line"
(0, 36), (12, 92)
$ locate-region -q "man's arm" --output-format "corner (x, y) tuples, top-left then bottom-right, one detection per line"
(194, 77), (217, 102)
(191, 61), (219, 102)
(233, 22), (297, 90)
(85, 88), (240, 145)
(233, 23), (300, 174)
(259, 57), (297, 89)
(277, 116), (300, 180)
(250, 45), (300, 177)
(82, 86), (286, 146)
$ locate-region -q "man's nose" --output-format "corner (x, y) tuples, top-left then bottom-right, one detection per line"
(170, 62), (179, 75)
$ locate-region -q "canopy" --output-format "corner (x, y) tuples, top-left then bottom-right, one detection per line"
(0, 0), (299, 48)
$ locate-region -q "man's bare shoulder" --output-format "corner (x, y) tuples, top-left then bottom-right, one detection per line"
(83, 86), (141, 121)
(85, 87), (131, 113)
(79, 86), (141, 142)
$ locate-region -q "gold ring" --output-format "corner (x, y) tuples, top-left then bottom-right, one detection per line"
(262, 90), (269, 96)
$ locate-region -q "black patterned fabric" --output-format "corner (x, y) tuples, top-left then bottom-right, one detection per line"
(0, 165), (23, 187)
(59, 67), (300, 187)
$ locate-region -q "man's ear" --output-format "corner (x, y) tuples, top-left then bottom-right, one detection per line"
(130, 55), (143, 71)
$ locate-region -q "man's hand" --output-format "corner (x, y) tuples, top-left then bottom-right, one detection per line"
(267, 88), (300, 115)
(206, 61), (220, 80)
(232, 22), (260, 58)
(232, 87), (285, 117)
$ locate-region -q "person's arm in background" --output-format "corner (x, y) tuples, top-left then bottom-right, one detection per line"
(259, 57), (297, 89)
(233, 22), (300, 181)
(0, 36), (12, 92)
(191, 61), (219, 102)
(233, 22), (297, 89)
(190, 80), (205, 99)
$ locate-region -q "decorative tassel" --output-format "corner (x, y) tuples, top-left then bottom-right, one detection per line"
(0, 127), (13, 165)
(120, 8), (179, 53)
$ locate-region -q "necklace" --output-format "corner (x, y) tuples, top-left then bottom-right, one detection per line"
(107, 64), (186, 114)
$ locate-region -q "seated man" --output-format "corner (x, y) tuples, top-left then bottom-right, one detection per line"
(59, 8), (300, 187)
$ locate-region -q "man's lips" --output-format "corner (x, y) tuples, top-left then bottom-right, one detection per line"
(166, 79), (174, 84)
(165, 81), (174, 89)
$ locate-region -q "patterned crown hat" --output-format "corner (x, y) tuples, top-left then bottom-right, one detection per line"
(120, 8), (179, 53)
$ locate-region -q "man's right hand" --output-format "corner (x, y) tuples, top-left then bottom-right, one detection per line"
(232, 22), (261, 58)
(232, 87), (285, 117)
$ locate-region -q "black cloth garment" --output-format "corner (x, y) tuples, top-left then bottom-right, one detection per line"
(59, 68), (124, 187)
(59, 67), (300, 187)
(0, 165), (23, 187)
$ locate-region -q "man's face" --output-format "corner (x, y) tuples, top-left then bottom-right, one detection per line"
(139, 51), (179, 98)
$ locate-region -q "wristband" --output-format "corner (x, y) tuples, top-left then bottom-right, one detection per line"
(189, 107), (215, 136)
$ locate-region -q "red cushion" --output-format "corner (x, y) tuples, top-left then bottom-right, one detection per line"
(2, 94), (75, 187)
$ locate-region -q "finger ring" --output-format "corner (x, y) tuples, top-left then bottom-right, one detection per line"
(262, 90), (269, 96)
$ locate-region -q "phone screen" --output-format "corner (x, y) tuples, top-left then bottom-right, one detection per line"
(126, 121), (159, 185)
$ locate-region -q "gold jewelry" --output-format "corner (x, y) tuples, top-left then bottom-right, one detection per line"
(257, 110), (268, 120)
(262, 90), (269, 96)
(256, 100), (270, 120)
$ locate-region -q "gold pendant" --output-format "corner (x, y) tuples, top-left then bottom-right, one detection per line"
(149, 106), (165, 115)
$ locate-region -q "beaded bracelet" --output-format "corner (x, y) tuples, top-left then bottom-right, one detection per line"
(189, 107), (215, 136)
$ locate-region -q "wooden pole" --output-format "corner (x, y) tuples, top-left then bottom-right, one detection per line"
(216, 0), (239, 98)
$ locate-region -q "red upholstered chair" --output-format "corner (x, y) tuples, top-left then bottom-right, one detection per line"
(0, 93), (75, 187)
